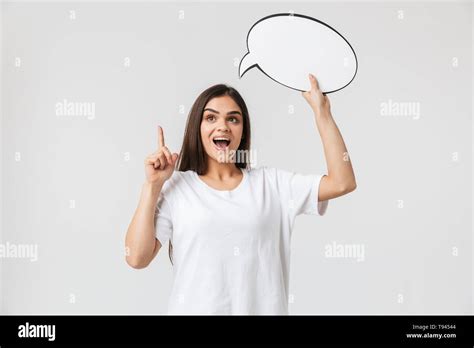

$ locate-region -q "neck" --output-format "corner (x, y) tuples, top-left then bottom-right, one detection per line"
(203, 157), (242, 180)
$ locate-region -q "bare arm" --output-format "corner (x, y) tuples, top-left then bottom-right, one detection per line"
(302, 74), (357, 202)
(314, 111), (356, 201)
(125, 126), (179, 269)
(125, 181), (163, 269)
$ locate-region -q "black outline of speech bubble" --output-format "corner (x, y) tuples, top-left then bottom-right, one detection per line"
(239, 13), (359, 94)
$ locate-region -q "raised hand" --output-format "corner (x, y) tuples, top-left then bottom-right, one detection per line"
(144, 126), (179, 185)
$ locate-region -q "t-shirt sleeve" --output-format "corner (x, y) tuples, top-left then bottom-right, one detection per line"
(154, 191), (173, 246)
(272, 167), (329, 220)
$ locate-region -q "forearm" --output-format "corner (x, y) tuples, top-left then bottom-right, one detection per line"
(313, 109), (356, 190)
(125, 181), (163, 267)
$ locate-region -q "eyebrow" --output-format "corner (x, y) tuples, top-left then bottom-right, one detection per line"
(203, 108), (242, 116)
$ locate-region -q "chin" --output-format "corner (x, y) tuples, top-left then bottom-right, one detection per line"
(213, 148), (238, 164)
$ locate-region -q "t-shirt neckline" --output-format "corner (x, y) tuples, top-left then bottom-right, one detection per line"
(193, 168), (248, 195)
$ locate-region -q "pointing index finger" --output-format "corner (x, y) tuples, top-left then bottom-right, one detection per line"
(158, 125), (165, 149)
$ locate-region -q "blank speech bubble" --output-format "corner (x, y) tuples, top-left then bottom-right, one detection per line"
(239, 13), (358, 93)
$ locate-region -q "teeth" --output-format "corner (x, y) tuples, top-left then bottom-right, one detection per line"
(214, 137), (230, 141)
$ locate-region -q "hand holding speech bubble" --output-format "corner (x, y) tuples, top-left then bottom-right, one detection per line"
(239, 13), (358, 93)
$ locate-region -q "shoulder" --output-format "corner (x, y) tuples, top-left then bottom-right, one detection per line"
(246, 166), (295, 191)
(160, 170), (196, 196)
(247, 166), (293, 181)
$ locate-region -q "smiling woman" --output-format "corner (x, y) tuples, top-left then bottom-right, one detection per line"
(125, 76), (356, 315)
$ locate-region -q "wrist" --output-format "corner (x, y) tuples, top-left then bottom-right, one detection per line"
(313, 107), (331, 119)
(143, 180), (164, 197)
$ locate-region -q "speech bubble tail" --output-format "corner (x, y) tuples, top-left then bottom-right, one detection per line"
(238, 53), (257, 78)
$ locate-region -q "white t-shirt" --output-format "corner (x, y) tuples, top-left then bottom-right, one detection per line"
(154, 166), (328, 315)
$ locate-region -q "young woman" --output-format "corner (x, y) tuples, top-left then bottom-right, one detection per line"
(125, 74), (356, 315)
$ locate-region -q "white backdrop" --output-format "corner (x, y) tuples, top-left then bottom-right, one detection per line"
(0, 1), (472, 314)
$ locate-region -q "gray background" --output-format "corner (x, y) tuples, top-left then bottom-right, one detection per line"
(1, 1), (472, 314)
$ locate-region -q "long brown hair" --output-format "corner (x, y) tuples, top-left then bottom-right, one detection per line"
(168, 84), (251, 265)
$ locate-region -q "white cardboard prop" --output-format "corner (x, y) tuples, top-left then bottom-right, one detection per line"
(239, 13), (358, 93)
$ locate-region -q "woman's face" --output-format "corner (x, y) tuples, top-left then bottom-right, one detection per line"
(200, 95), (244, 164)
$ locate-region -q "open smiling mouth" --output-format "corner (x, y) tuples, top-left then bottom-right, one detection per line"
(212, 137), (231, 150)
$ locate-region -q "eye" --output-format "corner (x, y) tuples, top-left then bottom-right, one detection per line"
(206, 115), (216, 122)
(229, 116), (239, 123)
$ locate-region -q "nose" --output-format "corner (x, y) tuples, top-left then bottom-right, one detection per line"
(216, 119), (230, 133)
